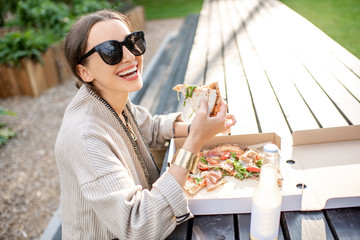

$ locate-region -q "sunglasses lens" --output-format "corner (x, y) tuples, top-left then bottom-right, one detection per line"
(126, 32), (146, 56)
(98, 41), (122, 65)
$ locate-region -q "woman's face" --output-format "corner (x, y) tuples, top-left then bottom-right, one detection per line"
(78, 19), (143, 98)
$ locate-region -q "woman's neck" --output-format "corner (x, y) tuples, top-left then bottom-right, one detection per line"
(101, 90), (129, 117)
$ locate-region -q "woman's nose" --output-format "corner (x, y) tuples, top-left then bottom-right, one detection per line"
(120, 46), (135, 63)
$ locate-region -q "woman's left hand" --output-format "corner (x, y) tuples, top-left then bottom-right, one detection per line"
(223, 114), (236, 134)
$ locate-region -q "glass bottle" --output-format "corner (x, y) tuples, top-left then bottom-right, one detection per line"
(250, 144), (282, 240)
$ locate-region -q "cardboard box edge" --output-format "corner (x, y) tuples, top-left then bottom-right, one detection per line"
(292, 125), (360, 146)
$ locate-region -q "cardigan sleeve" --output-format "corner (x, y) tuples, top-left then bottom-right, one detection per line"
(128, 102), (183, 149)
(81, 170), (192, 239)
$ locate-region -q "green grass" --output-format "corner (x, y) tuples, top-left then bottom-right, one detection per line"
(280, 0), (360, 59)
(132, 0), (203, 19)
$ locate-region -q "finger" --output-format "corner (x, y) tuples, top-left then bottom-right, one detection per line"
(196, 98), (208, 115)
(226, 114), (236, 125)
(217, 100), (228, 118)
(225, 118), (235, 128)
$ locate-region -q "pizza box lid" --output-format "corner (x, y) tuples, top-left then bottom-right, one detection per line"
(287, 124), (360, 211)
(166, 126), (360, 215)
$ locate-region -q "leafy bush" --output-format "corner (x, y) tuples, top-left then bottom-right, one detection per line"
(0, 0), (17, 27)
(0, 106), (17, 147)
(8, 0), (70, 34)
(72, 0), (112, 16)
(0, 30), (53, 67)
(0, 0), (129, 66)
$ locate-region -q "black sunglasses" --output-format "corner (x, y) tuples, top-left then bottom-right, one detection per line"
(78, 31), (146, 65)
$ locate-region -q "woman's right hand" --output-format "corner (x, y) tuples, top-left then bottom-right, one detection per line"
(182, 99), (229, 154)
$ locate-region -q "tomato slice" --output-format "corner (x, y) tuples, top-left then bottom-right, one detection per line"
(198, 161), (209, 171)
(206, 157), (220, 164)
(246, 166), (261, 173)
(220, 152), (231, 160)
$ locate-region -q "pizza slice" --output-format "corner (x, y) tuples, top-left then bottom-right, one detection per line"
(201, 169), (227, 191)
(173, 82), (222, 117)
(184, 173), (206, 195)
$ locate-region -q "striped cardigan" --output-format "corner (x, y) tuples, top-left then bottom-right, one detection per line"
(55, 85), (191, 239)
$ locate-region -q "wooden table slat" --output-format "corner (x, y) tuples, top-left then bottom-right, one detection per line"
(192, 214), (236, 240)
(236, 213), (285, 240)
(281, 211), (335, 240)
(320, 52), (360, 103)
(182, 0), (209, 86)
(221, 0), (260, 134)
(295, 52), (360, 125)
(205, 0), (227, 100)
(233, 0), (293, 143)
(235, 0), (320, 133)
(324, 207), (360, 240)
(257, 0), (350, 129)
(166, 220), (192, 240)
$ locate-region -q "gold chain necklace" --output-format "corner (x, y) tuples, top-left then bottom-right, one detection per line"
(122, 111), (137, 141)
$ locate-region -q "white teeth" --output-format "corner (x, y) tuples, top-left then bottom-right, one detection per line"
(118, 66), (137, 77)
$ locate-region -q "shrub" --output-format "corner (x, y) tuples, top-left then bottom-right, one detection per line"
(0, 0), (17, 27)
(8, 0), (70, 34)
(0, 0), (129, 66)
(0, 29), (53, 67)
(72, 0), (112, 16)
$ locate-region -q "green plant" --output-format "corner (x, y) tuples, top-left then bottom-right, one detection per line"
(0, 0), (70, 67)
(0, 0), (132, 67)
(132, 0), (203, 19)
(0, 106), (17, 147)
(1, 1), (68, 66)
(7, 0), (70, 33)
(0, 29), (53, 67)
(0, 0), (17, 27)
(72, 0), (112, 16)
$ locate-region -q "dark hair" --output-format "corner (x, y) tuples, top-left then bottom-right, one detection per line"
(64, 10), (133, 91)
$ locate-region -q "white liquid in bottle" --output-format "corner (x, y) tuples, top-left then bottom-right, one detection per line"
(250, 144), (282, 240)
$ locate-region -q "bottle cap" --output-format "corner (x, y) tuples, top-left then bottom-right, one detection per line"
(263, 143), (279, 153)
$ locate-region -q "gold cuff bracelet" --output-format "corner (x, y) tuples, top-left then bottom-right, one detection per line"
(171, 149), (199, 173)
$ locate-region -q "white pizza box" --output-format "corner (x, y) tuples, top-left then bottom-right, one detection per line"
(166, 125), (360, 215)
(287, 125), (360, 211)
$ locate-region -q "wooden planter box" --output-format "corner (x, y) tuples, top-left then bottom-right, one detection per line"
(0, 47), (60, 97)
(126, 5), (146, 31)
(52, 41), (73, 83)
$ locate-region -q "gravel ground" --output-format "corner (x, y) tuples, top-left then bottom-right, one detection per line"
(0, 18), (184, 240)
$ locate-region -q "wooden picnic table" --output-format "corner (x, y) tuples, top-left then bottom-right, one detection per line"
(163, 0), (360, 239)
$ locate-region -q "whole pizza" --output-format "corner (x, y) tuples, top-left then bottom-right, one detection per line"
(184, 144), (266, 195)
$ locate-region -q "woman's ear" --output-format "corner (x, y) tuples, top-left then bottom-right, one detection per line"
(76, 64), (94, 83)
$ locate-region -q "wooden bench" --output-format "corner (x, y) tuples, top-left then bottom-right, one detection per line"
(164, 0), (360, 239)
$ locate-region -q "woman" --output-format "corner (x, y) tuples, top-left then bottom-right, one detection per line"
(55, 9), (235, 239)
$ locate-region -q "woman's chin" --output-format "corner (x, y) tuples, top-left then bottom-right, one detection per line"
(130, 76), (143, 92)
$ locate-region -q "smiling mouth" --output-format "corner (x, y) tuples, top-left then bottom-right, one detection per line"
(117, 66), (138, 78)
